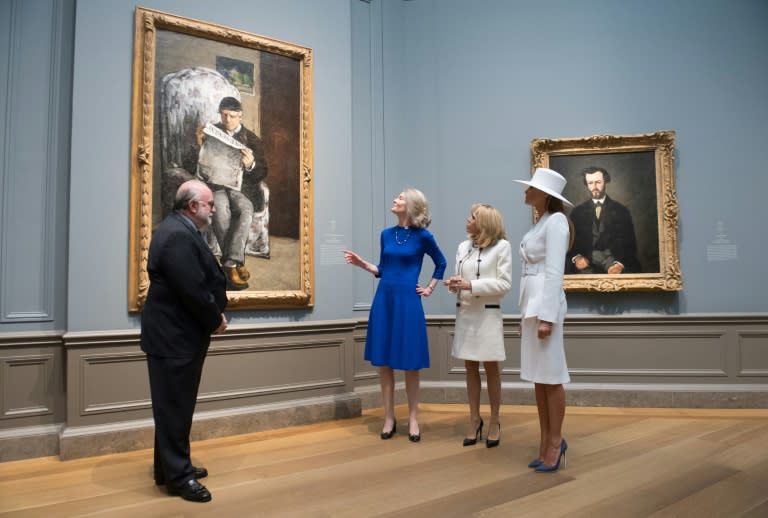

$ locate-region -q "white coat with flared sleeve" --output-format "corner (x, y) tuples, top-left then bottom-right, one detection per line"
(451, 239), (513, 361)
(518, 212), (570, 384)
(518, 212), (569, 322)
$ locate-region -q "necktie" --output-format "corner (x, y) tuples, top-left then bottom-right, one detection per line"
(595, 202), (603, 219)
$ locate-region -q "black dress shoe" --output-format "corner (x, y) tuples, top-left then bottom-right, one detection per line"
(169, 478), (212, 503)
(408, 420), (421, 442)
(380, 420), (396, 440)
(155, 465), (208, 486)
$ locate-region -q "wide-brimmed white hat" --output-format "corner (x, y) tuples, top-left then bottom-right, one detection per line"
(513, 167), (573, 207)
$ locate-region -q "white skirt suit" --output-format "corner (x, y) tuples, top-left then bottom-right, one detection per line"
(518, 212), (570, 384)
(451, 239), (513, 361)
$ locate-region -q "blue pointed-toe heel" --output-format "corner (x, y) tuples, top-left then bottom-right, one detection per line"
(534, 439), (567, 473)
(527, 458), (543, 469)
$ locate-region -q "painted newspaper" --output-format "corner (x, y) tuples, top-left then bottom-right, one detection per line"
(196, 122), (246, 191)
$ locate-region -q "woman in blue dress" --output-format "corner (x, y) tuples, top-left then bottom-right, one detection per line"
(344, 189), (447, 442)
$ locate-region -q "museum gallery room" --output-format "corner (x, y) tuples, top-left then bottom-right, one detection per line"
(1, 0), (766, 516)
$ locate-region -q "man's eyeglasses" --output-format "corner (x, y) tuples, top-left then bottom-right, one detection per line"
(193, 199), (214, 208)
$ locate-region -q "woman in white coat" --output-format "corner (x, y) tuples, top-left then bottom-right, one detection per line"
(513, 168), (574, 473)
(444, 204), (512, 448)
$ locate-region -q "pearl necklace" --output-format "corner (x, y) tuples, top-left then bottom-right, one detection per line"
(394, 226), (411, 245)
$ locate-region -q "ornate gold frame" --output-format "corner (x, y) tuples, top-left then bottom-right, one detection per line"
(531, 131), (681, 292)
(128, 8), (314, 311)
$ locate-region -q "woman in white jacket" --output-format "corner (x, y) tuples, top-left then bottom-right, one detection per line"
(444, 204), (512, 448)
(513, 168), (574, 473)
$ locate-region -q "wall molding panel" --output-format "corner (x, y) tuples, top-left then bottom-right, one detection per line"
(1, 354), (54, 418)
(0, 0), (73, 325)
(0, 314), (766, 461)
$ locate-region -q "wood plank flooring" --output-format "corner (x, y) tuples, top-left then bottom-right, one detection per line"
(1, 404), (767, 517)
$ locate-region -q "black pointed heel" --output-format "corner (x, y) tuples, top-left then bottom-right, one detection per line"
(462, 418), (484, 446)
(380, 419), (396, 440)
(485, 423), (500, 448)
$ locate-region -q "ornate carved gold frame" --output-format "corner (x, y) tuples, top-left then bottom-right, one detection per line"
(128, 8), (314, 311)
(531, 131), (681, 292)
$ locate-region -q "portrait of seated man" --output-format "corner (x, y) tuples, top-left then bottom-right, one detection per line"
(192, 96), (269, 290)
(566, 166), (641, 274)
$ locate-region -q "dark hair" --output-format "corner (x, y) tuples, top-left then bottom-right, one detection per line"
(581, 166), (610, 186)
(218, 96), (242, 112)
(543, 196), (575, 251)
(545, 196), (565, 215)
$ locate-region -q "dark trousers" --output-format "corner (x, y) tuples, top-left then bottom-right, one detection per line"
(147, 351), (206, 488)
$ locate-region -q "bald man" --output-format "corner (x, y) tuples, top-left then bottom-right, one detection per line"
(141, 180), (227, 502)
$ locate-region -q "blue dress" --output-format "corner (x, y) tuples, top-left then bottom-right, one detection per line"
(365, 226), (447, 370)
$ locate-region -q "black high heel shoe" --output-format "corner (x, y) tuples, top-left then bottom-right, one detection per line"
(463, 419), (484, 446)
(408, 421), (421, 442)
(485, 423), (500, 448)
(380, 419), (396, 440)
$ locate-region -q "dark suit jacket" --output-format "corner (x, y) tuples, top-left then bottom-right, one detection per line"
(566, 196), (641, 273)
(141, 212), (227, 358)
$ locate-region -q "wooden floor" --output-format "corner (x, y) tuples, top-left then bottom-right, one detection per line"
(2, 404), (768, 517)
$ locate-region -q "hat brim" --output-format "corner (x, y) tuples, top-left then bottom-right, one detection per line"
(513, 179), (574, 207)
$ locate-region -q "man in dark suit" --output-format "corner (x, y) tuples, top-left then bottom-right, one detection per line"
(193, 96), (269, 291)
(141, 180), (228, 502)
(566, 166), (641, 274)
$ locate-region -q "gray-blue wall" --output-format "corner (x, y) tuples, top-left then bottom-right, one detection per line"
(361, 0), (768, 316)
(67, 0), (354, 331)
(0, 0), (73, 332)
(2, 0), (767, 335)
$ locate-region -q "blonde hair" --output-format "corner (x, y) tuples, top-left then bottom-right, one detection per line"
(468, 203), (506, 248)
(403, 188), (431, 229)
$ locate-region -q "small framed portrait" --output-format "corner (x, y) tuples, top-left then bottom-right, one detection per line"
(530, 131), (682, 292)
(128, 8), (314, 311)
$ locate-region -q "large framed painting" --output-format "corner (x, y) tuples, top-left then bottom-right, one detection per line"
(128, 8), (314, 311)
(530, 131), (681, 292)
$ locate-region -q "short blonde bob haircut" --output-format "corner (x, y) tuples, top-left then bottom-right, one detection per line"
(468, 203), (506, 248)
(403, 188), (432, 229)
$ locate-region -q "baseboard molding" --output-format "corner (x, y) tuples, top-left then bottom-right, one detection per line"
(0, 423), (63, 462)
(57, 393), (361, 460)
(359, 380), (768, 410)
(417, 381), (768, 409)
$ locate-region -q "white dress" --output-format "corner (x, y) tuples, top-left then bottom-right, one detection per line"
(451, 239), (513, 361)
(518, 213), (570, 384)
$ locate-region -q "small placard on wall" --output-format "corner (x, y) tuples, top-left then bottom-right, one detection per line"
(319, 220), (347, 265)
(707, 221), (738, 262)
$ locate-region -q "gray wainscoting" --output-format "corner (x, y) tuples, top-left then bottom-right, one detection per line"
(1, 314), (766, 461)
